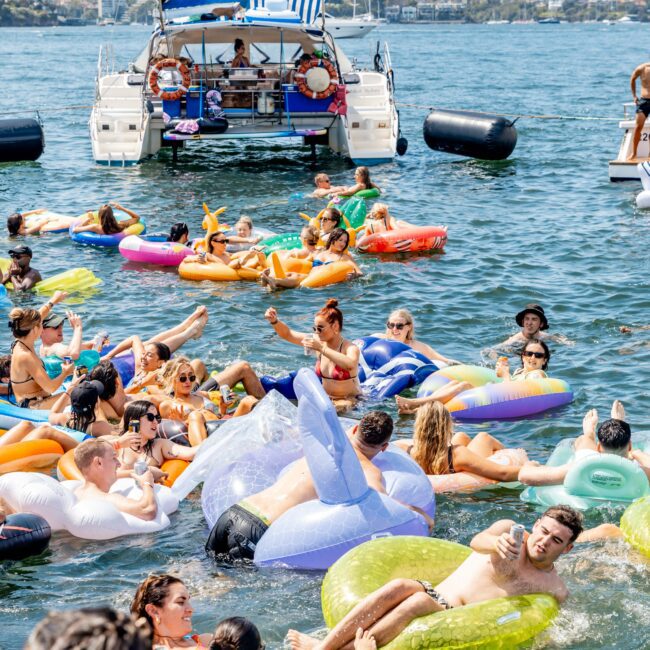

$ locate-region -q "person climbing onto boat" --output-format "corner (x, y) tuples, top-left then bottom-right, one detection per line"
(496, 338), (550, 381)
(312, 173), (346, 199)
(394, 401), (524, 482)
(73, 438), (158, 521)
(6, 210), (72, 236)
(206, 411), (430, 558)
(371, 308), (461, 364)
(330, 166), (381, 198)
(72, 202), (140, 236)
(1, 245), (42, 290)
(8, 306), (74, 408)
(628, 61), (650, 160)
(264, 299), (361, 412)
(260, 229), (362, 291)
(167, 222), (190, 243)
(518, 401), (650, 487)
(287, 505), (583, 650)
(131, 574), (212, 649)
(231, 38), (250, 68)
(113, 400), (198, 483)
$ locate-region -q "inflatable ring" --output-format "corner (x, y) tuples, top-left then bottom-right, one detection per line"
(119, 235), (194, 266)
(0, 513), (51, 561)
(160, 459), (189, 487)
(521, 438), (650, 510)
(148, 58), (191, 101)
(69, 210), (146, 247)
(357, 225), (448, 255)
(621, 496), (650, 557)
(0, 440), (64, 474)
(56, 448), (84, 481)
(322, 536), (559, 649)
(0, 260), (102, 295)
(296, 57), (338, 101)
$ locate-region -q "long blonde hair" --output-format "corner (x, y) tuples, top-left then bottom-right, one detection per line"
(388, 308), (414, 342)
(411, 402), (454, 475)
(159, 356), (193, 394)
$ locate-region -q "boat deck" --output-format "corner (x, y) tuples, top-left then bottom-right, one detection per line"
(162, 125), (327, 141)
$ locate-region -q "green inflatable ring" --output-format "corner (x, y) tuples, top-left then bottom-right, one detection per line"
(621, 496), (650, 557)
(353, 188), (381, 199)
(322, 536), (559, 650)
(257, 233), (302, 254)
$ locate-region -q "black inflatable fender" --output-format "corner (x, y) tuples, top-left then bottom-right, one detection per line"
(423, 109), (517, 161)
(0, 118), (45, 163)
(0, 513), (51, 561)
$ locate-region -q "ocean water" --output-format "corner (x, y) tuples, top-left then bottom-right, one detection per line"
(1, 21), (649, 649)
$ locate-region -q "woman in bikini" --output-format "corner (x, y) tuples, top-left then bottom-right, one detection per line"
(496, 338), (550, 381)
(183, 232), (266, 271)
(131, 574), (212, 650)
(8, 307), (74, 409)
(72, 202), (141, 235)
(363, 202), (407, 235)
(114, 400), (198, 483)
(330, 166), (381, 198)
(265, 298), (361, 412)
(158, 357), (256, 446)
(395, 401), (524, 483)
(260, 228), (362, 291)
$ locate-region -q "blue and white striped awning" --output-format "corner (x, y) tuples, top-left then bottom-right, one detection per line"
(161, 0), (322, 24)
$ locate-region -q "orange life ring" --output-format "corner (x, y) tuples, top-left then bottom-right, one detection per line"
(148, 58), (192, 101)
(295, 58), (338, 101)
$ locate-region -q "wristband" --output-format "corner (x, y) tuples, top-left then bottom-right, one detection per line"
(46, 301), (53, 308)
(142, 482), (153, 488)
(270, 320), (278, 325)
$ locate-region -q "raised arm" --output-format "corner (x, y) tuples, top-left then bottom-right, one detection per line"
(110, 201), (140, 225)
(159, 439), (198, 462)
(38, 291), (68, 319)
(264, 307), (306, 345)
(470, 518), (516, 557)
(310, 339), (359, 372)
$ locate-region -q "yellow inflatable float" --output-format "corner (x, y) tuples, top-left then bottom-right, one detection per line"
(322, 536), (559, 650)
(267, 251), (357, 289)
(0, 260), (102, 294)
(179, 204), (264, 282)
(621, 496), (650, 558)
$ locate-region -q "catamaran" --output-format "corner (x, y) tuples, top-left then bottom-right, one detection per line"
(89, 0), (404, 166)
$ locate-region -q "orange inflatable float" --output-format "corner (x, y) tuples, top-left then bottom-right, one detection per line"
(0, 440), (64, 474)
(160, 459), (189, 487)
(56, 448), (84, 481)
(356, 225), (448, 254)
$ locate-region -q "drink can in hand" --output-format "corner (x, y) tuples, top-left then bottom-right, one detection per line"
(134, 459), (148, 476)
(510, 524), (525, 548)
(63, 356), (72, 365)
(220, 384), (230, 403)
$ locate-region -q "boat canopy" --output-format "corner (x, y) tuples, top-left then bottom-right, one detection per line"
(162, 0), (323, 24)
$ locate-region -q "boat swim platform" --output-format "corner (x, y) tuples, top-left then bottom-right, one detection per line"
(163, 126), (327, 142)
(609, 158), (650, 182)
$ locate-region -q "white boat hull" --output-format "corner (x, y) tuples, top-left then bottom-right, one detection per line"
(318, 19), (378, 38)
(609, 106), (650, 181)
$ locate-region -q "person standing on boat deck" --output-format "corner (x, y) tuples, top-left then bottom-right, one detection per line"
(628, 61), (650, 160)
(231, 38), (250, 68)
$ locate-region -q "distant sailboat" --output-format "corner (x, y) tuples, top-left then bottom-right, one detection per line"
(314, 0), (379, 38)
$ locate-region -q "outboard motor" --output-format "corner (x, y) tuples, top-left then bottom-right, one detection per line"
(423, 109), (517, 160)
(0, 118), (44, 163)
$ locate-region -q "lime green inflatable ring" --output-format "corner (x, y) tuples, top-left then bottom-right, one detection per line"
(621, 496), (650, 557)
(322, 536), (559, 650)
(258, 233), (302, 254)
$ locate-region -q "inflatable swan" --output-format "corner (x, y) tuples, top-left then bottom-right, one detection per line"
(173, 372), (433, 569)
(0, 473), (179, 539)
(636, 161), (650, 209)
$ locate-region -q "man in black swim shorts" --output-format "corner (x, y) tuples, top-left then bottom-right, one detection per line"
(628, 61), (650, 160)
(205, 501), (270, 559)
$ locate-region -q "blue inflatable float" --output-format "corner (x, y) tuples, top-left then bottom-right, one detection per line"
(173, 374), (433, 569)
(261, 337), (439, 401)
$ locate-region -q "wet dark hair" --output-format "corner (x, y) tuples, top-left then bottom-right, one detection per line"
(167, 222), (189, 242)
(234, 38), (244, 51)
(317, 298), (343, 329)
(7, 213), (23, 236)
(208, 231), (228, 250)
(209, 617), (263, 650)
(325, 227), (350, 250)
(0, 354), (11, 380)
(131, 574), (186, 631)
(542, 505), (583, 543)
(521, 338), (551, 371)
(89, 361), (119, 400)
(98, 205), (121, 235)
(358, 411), (393, 446)
(26, 606), (151, 650)
(597, 418), (632, 451)
(149, 342), (171, 362)
(321, 207), (342, 228)
(122, 399), (158, 456)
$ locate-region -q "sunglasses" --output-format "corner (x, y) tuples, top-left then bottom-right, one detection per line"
(9, 253), (27, 259)
(522, 350), (546, 359)
(178, 374), (197, 383)
(313, 324), (326, 333)
(211, 238), (229, 245)
(144, 412), (162, 423)
(321, 217), (338, 222)
(386, 321), (407, 330)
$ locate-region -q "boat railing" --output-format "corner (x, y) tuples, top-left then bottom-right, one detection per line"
(622, 102), (636, 120)
(383, 42), (394, 95)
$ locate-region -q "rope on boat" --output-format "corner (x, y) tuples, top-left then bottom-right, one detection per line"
(1, 105), (95, 116)
(396, 102), (622, 122)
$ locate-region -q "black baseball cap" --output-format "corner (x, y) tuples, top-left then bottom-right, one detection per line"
(8, 245), (32, 257)
(70, 380), (104, 414)
(42, 313), (67, 328)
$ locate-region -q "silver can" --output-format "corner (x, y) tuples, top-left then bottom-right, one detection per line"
(220, 384), (230, 403)
(134, 459), (148, 476)
(510, 524), (525, 548)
